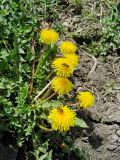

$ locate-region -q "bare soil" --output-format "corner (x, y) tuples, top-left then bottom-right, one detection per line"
(74, 53), (120, 160)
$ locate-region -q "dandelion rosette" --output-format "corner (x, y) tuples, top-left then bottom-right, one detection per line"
(60, 41), (77, 55)
(51, 77), (73, 95)
(64, 53), (79, 68)
(52, 57), (75, 77)
(40, 28), (59, 45)
(77, 91), (95, 108)
(48, 106), (76, 132)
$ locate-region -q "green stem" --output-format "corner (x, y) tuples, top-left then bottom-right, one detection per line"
(46, 71), (54, 80)
(43, 92), (56, 102)
(34, 45), (52, 77)
(40, 87), (52, 101)
(75, 0), (81, 5)
(29, 38), (35, 96)
(39, 125), (54, 132)
(66, 102), (80, 107)
(13, 33), (20, 81)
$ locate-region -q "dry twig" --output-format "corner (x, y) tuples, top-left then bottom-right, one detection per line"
(113, 57), (120, 79)
(34, 79), (54, 101)
(86, 53), (98, 76)
(29, 38), (35, 96)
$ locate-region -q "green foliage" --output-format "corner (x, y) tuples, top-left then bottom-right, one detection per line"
(35, 44), (57, 89)
(0, 0), (92, 159)
(70, 148), (91, 160)
(69, 0), (81, 5)
(32, 140), (52, 160)
(0, 0), (38, 136)
(88, 6), (120, 56)
(76, 117), (88, 128)
(22, 0), (61, 22)
(0, 0), (37, 82)
(78, 149), (91, 160)
(57, 138), (90, 160)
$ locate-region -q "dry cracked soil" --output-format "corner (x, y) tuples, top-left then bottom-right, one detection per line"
(73, 52), (120, 160)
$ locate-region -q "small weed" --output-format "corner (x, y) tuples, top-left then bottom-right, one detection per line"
(87, 6), (120, 56)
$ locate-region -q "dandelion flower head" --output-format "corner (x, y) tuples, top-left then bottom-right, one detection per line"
(52, 57), (75, 77)
(77, 91), (95, 108)
(64, 53), (79, 68)
(51, 77), (73, 95)
(40, 28), (58, 45)
(60, 41), (77, 55)
(48, 106), (76, 132)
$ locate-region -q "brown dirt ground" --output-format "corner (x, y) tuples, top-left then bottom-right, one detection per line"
(60, 1), (120, 158)
(74, 52), (120, 160)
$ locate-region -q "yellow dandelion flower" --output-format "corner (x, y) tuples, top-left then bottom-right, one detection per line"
(52, 57), (75, 77)
(77, 91), (95, 108)
(48, 106), (76, 132)
(51, 77), (74, 95)
(60, 41), (77, 55)
(64, 53), (79, 68)
(40, 28), (59, 45)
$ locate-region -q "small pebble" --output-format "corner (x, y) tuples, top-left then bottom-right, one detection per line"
(116, 130), (120, 137)
(112, 134), (119, 141)
(107, 144), (118, 151)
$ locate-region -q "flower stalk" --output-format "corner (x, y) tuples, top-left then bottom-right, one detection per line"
(34, 45), (52, 77)
(42, 92), (56, 102)
(39, 125), (54, 132)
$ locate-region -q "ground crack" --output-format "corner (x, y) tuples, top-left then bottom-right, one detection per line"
(89, 117), (120, 126)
